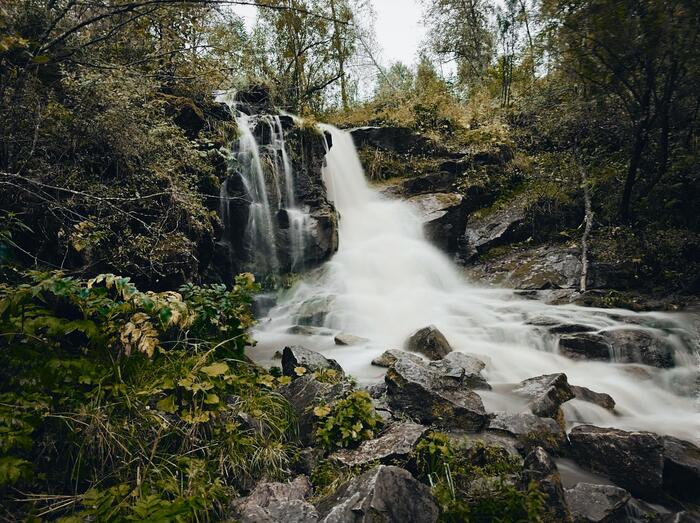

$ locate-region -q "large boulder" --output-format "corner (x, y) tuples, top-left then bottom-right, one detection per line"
(569, 425), (664, 499)
(522, 447), (571, 522)
(349, 126), (441, 155)
(662, 436), (700, 502)
(488, 412), (568, 455)
(558, 333), (612, 361)
(428, 352), (491, 390)
(571, 385), (616, 412)
(333, 333), (369, 346)
(407, 193), (467, 252)
(564, 483), (631, 523)
(371, 349), (423, 368)
(316, 465), (439, 523)
(405, 325), (453, 360)
(380, 171), (455, 199)
(281, 346), (344, 377)
(385, 355), (488, 431)
(230, 476), (318, 523)
(513, 373), (575, 419)
(330, 422), (428, 467)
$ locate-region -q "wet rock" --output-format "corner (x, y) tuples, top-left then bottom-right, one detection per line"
(513, 373), (575, 419)
(281, 346), (344, 377)
(278, 375), (351, 446)
(405, 325), (453, 360)
(385, 356), (488, 431)
(316, 465), (439, 523)
(407, 192), (467, 252)
(371, 349), (423, 368)
(662, 436), (700, 502)
(571, 385), (616, 411)
(287, 325), (334, 336)
(659, 512), (700, 522)
(381, 171), (455, 199)
(460, 196), (528, 261)
(428, 352), (491, 390)
(559, 333), (612, 361)
(522, 447), (571, 522)
(601, 328), (675, 368)
(333, 333), (369, 346)
(330, 422), (429, 467)
(569, 425), (664, 498)
(296, 295), (335, 327)
(448, 430), (522, 458)
(231, 475), (318, 523)
(349, 126), (441, 155)
(564, 482), (631, 523)
(488, 412), (567, 455)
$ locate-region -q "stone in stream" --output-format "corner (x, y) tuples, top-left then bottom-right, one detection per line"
(428, 351), (491, 390)
(406, 192), (467, 252)
(230, 475), (318, 523)
(488, 411), (568, 455)
(662, 436), (700, 503)
(385, 355), (488, 431)
(316, 465), (439, 523)
(330, 422), (429, 467)
(371, 349), (423, 367)
(522, 447), (571, 522)
(558, 333), (612, 361)
(571, 385), (616, 411)
(405, 325), (453, 360)
(281, 346), (344, 377)
(513, 373), (575, 419)
(569, 425), (664, 499)
(564, 482), (631, 523)
(333, 333), (369, 346)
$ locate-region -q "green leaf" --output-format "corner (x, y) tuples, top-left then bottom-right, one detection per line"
(200, 362), (228, 377)
(204, 393), (219, 405)
(156, 395), (177, 414)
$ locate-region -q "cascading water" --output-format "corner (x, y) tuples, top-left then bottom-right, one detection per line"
(220, 109), (313, 274)
(254, 124), (700, 443)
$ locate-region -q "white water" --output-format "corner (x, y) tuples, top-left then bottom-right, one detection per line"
(254, 124), (700, 443)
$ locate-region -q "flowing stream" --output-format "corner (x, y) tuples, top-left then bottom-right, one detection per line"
(253, 124), (700, 443)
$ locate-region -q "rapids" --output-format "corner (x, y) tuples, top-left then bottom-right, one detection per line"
(253, 124), (700, 443)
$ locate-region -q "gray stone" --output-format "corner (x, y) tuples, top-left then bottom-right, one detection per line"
(460, 196), (528, 261)
(523, 447), (571, 522)
(569, 425), (664, 498)
(385, 356), (488, 431)
(407, 192), (467, 252)
(349, 126), (441, 155)
(405, 325), (453, 360)
(564, 482), (631, 522)
(316, 465), (439, 523)
(281, 346), (344, 377)
(295, 295), (335, 327)
(662, 436), (700, 502)
(287, 325), (334, 336)
(559, 333), (612, 361)
(513, 373), (575, 419)
(428, 351), (491, 390)
(601, 328), (675, 368)
(231, 476), (318, 523)
(489, 412), (568, 455)
(330, 422), (429, 467)
(571, 385), (616, 411)
(371, 349), (423, 368)
(333, 333), (369, 346)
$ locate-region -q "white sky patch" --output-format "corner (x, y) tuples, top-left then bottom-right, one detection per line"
(370, 0), (425, 66)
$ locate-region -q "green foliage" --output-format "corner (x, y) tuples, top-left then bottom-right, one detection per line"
(0, 271), (296, 521)
(313, 391), (382, 451)
(413, 433), (546, 522)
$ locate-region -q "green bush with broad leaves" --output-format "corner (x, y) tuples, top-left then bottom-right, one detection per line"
(313, 391), (382, 451)
(0, 270), (298, 521)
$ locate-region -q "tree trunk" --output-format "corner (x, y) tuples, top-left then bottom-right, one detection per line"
(577, 157), (594, 292)
(329, 0), (348, 110)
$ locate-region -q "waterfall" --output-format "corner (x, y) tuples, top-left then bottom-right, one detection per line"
(221, 110), (313, 275)
(254, 124), (700, 443)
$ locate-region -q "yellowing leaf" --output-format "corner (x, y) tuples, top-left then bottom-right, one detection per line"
(313, 405), (331, 417)
(204, 393), (220, 405)
(156, 395), (177, 414)
(200, 362), (229, 377)
(294, 366), (307, 376)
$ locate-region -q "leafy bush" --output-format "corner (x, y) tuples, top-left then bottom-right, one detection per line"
(313, 391), (382, 451)
(0, 271), (298, 521)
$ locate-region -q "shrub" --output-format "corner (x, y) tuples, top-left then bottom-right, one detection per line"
(313, 391), (382, 451)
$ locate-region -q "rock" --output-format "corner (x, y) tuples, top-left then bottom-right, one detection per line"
(292, 447), (324, 476)
(522, 447), (571, 522)
(384, 171), (455, 198)
(349, 126), (441, 155)
(489, 412), (567, 455)
(371, 349), (423, 368)
(330, 422), (429, 467)
(662, 436), (700, 502)
(281, 346), (344, 377)
(660, 512), (700, 523)
(428, 352), (491, 390)
(316, 465), (439, 523)
(287, 325), (334, 336)
(333, 333), (369, 346)
(600, 328), (675, 368)
(405, 325), (453, 360)
(278, 375), (351, 445)
(231, 476), (318, 523)
(571, 385), (616, 411)
(448, 430), (522, 458)
(559, 333), (612, 361)
(564, 483), (631, 523)
(569, 425), (664, 498)
(234, 84), (274, 114)
(460, 196), (528, 261)
(295, 295), (335, 327)
(407, 192), (467, 252)
(385, 355), (488, 431)
(513, 373), (575, 419)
